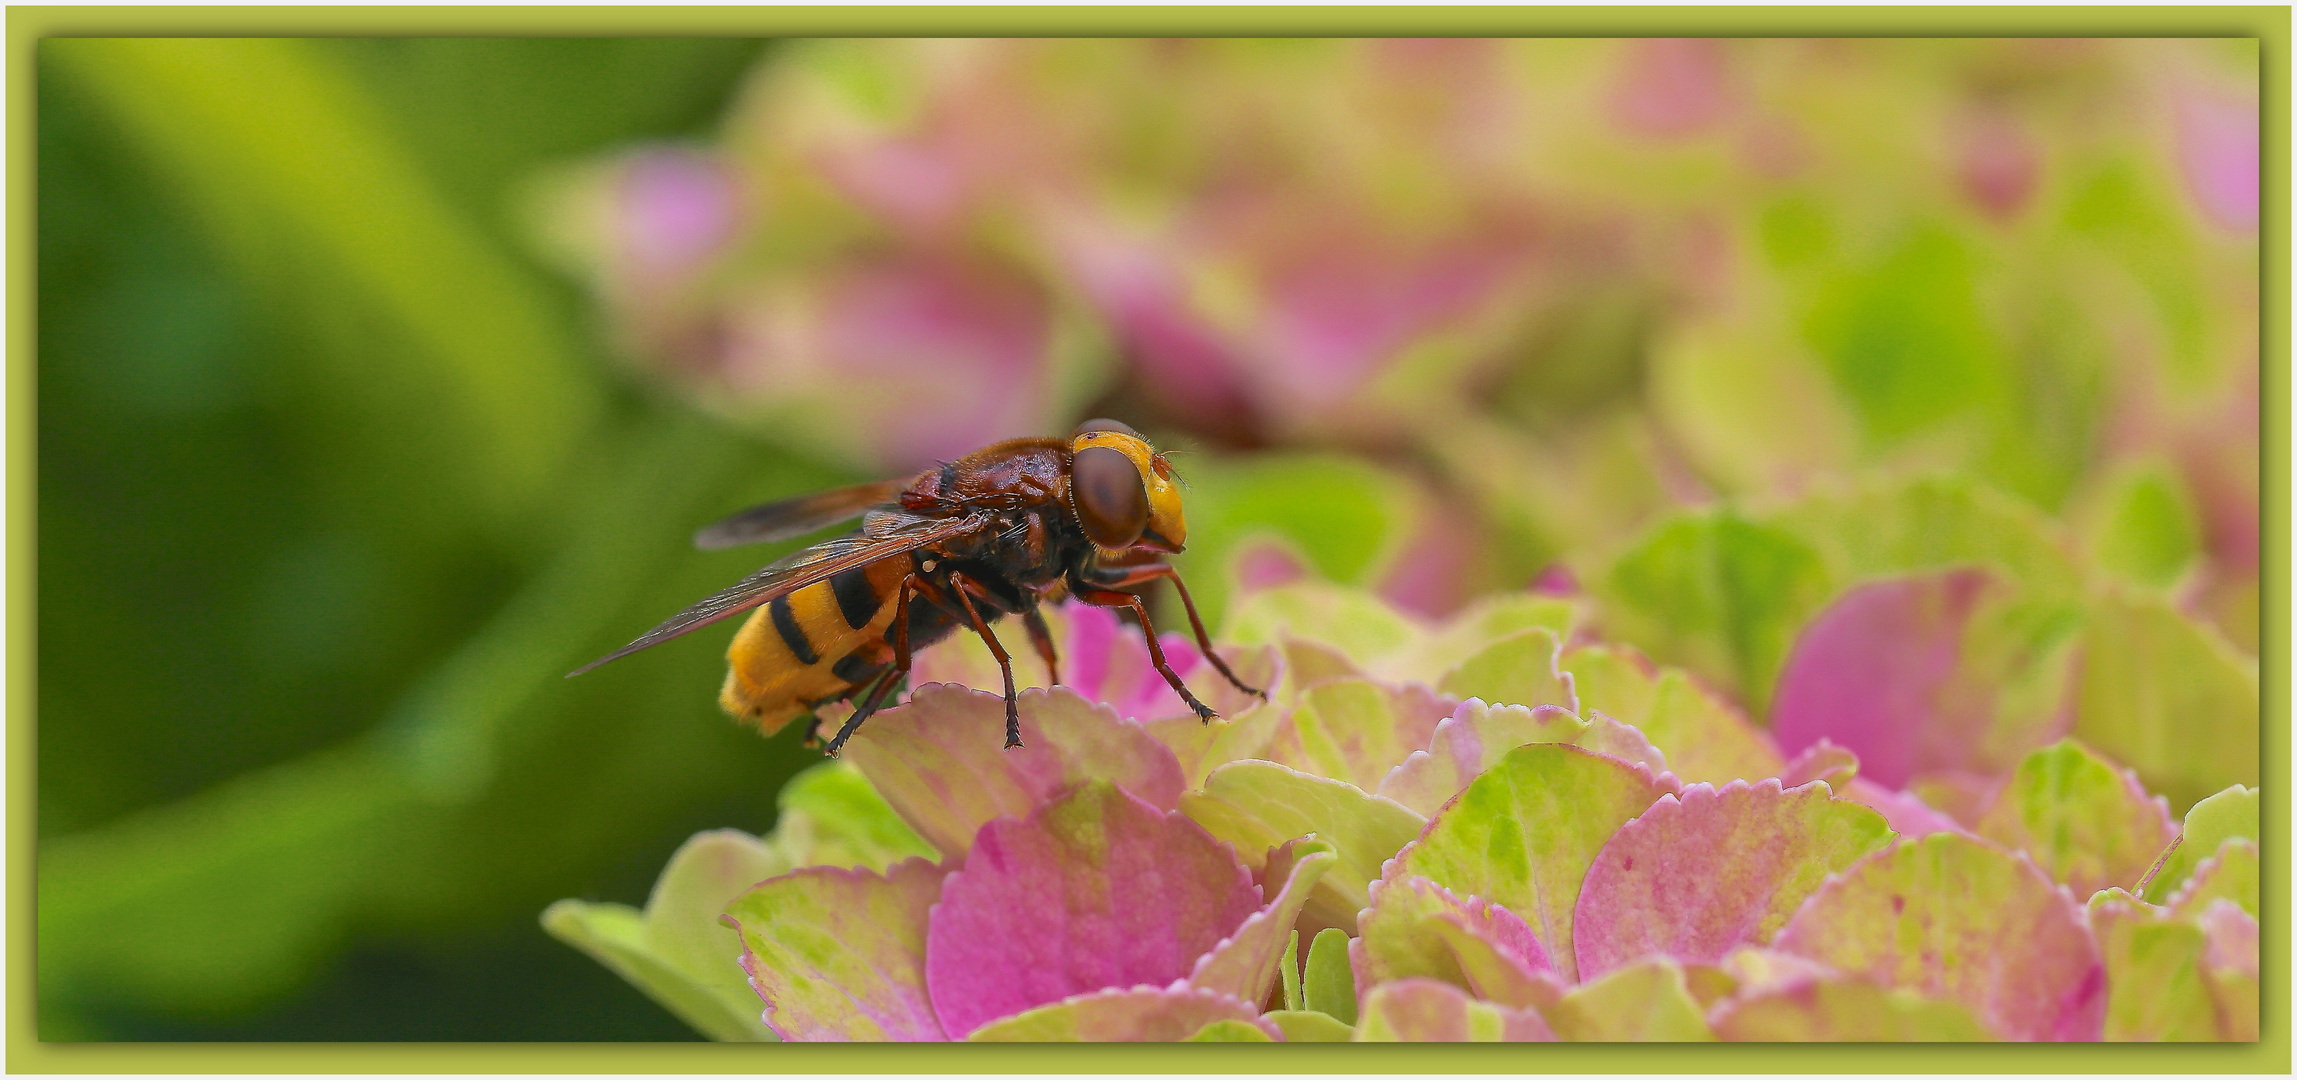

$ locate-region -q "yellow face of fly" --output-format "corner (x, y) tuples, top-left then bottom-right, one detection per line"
(1069, 428), (1187, 553)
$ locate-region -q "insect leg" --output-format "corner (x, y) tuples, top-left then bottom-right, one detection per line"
(823, 665), (900, 758)
(948, 572), (1025, 749)
(824, 573), (924, 758)
(1087, 562), (1265, 699)
(1021, 607), (1061, 688)
(1076, 587), (1219, 723)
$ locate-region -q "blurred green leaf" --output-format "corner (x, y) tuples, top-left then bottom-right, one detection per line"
(2092, 461), (2203, 589)
(2073, 594), (2258, 813)
(46, 38), (603, 540)
(1168, 453), (1412, 631)
(1803, 223), (2007, 447)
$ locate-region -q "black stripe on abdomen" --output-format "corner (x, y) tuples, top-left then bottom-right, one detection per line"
(830, 566), (880, 631)
(768, 596), (819, 665)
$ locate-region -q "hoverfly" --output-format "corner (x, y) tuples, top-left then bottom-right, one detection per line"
(569, 420), (1263, 756)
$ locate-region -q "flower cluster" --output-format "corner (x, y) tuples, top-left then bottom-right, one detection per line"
(549, 478), (2257, 1042)
(535, 39), (2260, 648)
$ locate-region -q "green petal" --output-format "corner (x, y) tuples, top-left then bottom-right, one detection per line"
(1303, 927), (1359, 1025)
(1376, 700), (1590, 817)
(1975, 740), (2176, 896)
(2141, 785), (2258, 903)
(1181, 760), (1426, 933)
(1545, 958), (1717, 1042)
(2087, 889), (2221, 1041)
(1395, 743), (1678, 983)
(543, 829), (791, 1041)
(1282, 679), (1459, 791)
(1712, 979), (1998, 1041)
(965, 986), (1276, 1042)
(1188, 847), (1339, 1005)
(1266, 1009), (1356, 1041)
(1436, 628), (1579, 716)
(1354, 978), (1555, 1042)
(722, 859), (948, 1041)
(2167, 839), (2258, 920)
(2072, 593), (2257, 813)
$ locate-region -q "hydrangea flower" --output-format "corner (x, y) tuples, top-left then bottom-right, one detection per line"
(550, 555), (2255, 1041)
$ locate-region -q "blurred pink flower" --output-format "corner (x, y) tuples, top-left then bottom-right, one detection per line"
(2174, 85), (2258, 233)
(1612, 39), (1735, 138)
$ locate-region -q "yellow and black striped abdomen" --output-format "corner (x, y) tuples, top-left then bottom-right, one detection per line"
(720, 557), (907, 735)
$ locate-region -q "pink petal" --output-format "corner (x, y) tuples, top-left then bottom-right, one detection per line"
(2175, 85), (2259, 233)
(842, 685), (1185, 859)
(1774, 833), (2105, 1041)
(1612, 39), (1734, 138)
(965, 984), (1280, 1042)
(1356, 978), (1557, 1042)
(925, 781), (1263, 1040)
(616, 149), (740, 276)
(1572, 779), (1893, 981)
(1770, 568), (2000, 788)
(723, 858), (950, 1041)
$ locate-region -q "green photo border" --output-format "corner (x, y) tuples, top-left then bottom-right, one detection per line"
(8, 5), (2286, 1073)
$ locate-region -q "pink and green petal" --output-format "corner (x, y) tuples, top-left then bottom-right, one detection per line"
(842, 685), (1186, 858)
(1773, 832), (2104, 1041)
(1188, 845), (1340, 1005)
(1221, 582), (1424, 678)
(925, 781), (1262, 1040)
(1975, 739), (2176, 896)
(1716, 946), (1839, 998)
(1282, 678), (1458, 790)
(1354, 978), (1557, 1042)
(1840, 777), (1969, 839)
(2195, 900), (2259, 1041)
(1572, 778), (1893, 980)
(1354, 874), (1559, 1009)
(1628, 670), (1786, 786)
(1394, 743), (1680, 983)
(2141, 785), (2258, 903)
(1375, 700), (1590, 817)
(1143, 694), (1288, 791)
(964, 985), (1280, 1042)
(1435, 627), (1579, 716)
(1777, 740), (1860, 790)
(1582, 714), (1671, 777)
(1544, 958), (1717, 1042)
(1411, 593), (1582, 684)
(2087, 888), (2221, 1041)
(2166, 838), (2258, 920)
(1711, 979), (1999, 1041)
(723, 858), (950, 1042)
(1179, 760), (1427, 934)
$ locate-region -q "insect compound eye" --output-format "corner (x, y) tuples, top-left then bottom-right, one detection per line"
(1072, 445), (1149, 549)
(1073, 417), (1142, 439)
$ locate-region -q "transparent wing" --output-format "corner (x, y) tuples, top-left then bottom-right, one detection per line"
(692, 478), (910, 550)
(568, 511), (986, 676)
